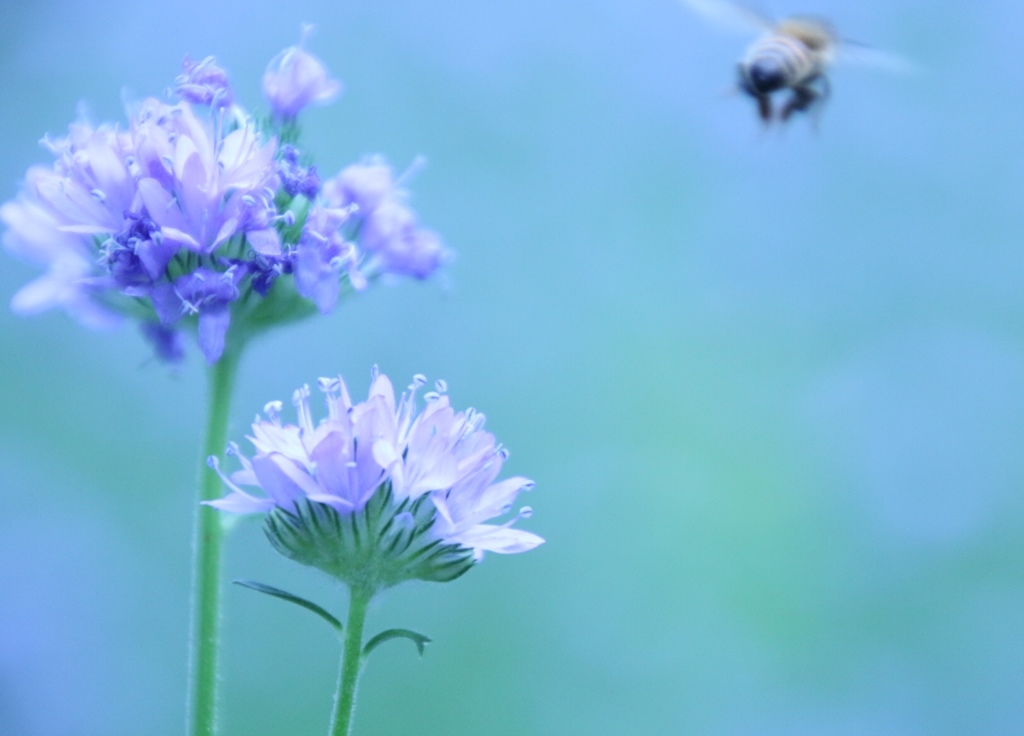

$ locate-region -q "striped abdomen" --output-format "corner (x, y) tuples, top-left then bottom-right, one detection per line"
(739, 35), (823, 96)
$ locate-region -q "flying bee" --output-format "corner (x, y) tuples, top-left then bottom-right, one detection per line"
(738, 16), (836, 123)
(681, 0), (914, 125)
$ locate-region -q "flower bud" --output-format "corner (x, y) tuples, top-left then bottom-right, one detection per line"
(263, 27), (341, 120)
(175, 55), (234, 108)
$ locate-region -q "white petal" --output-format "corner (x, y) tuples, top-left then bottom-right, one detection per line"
(203, 491), (274, 514)
(454, 524), (544, 555)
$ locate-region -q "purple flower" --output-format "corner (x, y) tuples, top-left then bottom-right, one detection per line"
(207, 370), (542, 567)
(262, 27), (341, 120)
(174, 55), (234, 108)
(3, 47), (449, 365)
(322, 160), (397, 213)
(134, 100), (278, 254)
(322, 159), (450, 280)
(34, 123), (139, 236)
(0, 196), (119, 329)
(277, 145), (320, 199)
(361, 201), (448, 279)
(293, 205), (364, 312)
(152, 266), (246, 363)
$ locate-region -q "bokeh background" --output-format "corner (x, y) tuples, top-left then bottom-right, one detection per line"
(2, 0), (1023, 734)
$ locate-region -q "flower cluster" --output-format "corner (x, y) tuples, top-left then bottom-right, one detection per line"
(207, 369), (542, 587)
(1, 33), (449, 363)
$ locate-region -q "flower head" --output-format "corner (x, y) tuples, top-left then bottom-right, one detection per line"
(3, 48), (448, 364)
(206, 370), (542, 588)
(262, 26), (341, 120)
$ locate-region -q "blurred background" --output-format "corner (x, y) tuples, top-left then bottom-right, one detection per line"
(2, 0), (1023, 734)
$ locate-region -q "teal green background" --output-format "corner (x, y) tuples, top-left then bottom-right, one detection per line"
(2, 1), (1023, 734)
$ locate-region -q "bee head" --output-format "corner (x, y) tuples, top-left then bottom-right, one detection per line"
(740, 59), (787, 96)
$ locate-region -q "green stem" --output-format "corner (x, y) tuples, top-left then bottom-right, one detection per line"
(188, 348), (242, 736)
(329, 585), (374, 736)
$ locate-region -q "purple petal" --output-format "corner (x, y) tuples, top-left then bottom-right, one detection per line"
(246, 227), (282, 256)
(150, 281), (182, 324)
(250, 454), (308, 510)
(197, 305), (230, 364)
(137, 238), (180, 280)
(309, 430), (358, 506)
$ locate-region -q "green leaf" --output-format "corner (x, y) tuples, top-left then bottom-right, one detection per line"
(363, 628), (432, 659)
(233, 580), (343, 635)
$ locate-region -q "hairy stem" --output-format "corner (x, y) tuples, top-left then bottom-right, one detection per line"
(329, 585), (374, 736)
(188, 348), (241, 736)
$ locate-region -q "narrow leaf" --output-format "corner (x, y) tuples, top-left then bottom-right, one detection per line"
(363, 628), (432, 659)
(233, 580), (343, 635)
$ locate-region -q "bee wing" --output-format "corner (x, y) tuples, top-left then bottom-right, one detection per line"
(835, 40), (921, 75)
(678, 0), (773, 35)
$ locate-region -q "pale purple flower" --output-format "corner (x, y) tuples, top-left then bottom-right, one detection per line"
(35, 123), (140, 235)
(0, 196), (119, 328)
(322, 160), (450, 280)
(174, 55), (234, 108)
(134, 99), (278, 254)
(293, 205), (364, 312)
(153, 266), (246, 363)
(360, 201), (448, 279)
(322, 160), (396, 213)
(3, 48), (448, 365)
(277, 145), (320, 199)
(262, 27), (341, 120)
(207, 371), (542, 562)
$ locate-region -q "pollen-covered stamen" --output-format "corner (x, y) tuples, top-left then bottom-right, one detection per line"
(263, 400), (283, 424)
(178, 292), (201, 316)
(207, 454), (247, 496)
(318, 376), (340, 394)
(434, 379), (447, 394)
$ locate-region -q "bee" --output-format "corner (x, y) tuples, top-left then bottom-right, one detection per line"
(681, 0), (912, 125)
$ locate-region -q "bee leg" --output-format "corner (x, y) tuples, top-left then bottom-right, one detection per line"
(782, 75), (830, 124)
(755, 94), (772, 124)
(780, 86), (819, 122)
(808, 75), (831, 129)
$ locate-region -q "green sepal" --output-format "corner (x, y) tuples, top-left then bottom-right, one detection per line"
(363, 628), (432, 659)
(233, 579), (343, 635)
(264, 485), (477, 591)
(236, 276), (317, 332)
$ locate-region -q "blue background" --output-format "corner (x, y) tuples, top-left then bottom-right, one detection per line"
(2, 0), (1023, 734)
